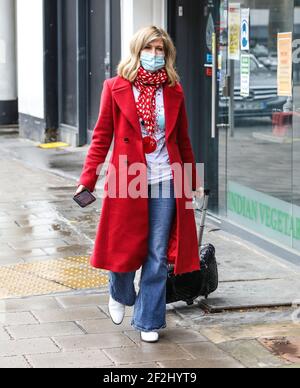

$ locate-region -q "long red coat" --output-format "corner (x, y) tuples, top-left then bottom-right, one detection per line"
(79, 75), (201, 275)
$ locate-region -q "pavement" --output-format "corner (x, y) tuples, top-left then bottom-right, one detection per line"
(0, 127), (300, 368)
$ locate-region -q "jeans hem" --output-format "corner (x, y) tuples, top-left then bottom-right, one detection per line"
(131, 320), (167, 333)
(109, 292), (136, 307)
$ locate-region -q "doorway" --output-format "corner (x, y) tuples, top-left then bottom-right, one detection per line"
(168, 0), (220, 212)
(57, 0), (121, 146)
(87, 0), (121, 144)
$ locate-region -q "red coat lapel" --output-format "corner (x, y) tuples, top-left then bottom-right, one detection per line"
(111, 76), (183, 140)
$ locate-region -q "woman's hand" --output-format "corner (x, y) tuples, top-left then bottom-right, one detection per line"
(75, 185), (87, 196)
(192, 187), (204, 199)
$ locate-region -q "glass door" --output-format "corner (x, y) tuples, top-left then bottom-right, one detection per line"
(218, 0), (230, 218)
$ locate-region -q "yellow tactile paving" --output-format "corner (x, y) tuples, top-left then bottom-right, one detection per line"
(38, 142), (69, 149)
(0, 256), (109, 299)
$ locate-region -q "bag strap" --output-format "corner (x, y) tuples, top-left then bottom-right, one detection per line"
(194, 189), (210, 247)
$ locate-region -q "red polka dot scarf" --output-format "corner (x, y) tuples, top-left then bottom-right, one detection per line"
(133, 66), (168, 137)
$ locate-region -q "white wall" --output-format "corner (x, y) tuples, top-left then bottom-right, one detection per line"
(16, 0), (44, 119)
(121, 0), (167, 58)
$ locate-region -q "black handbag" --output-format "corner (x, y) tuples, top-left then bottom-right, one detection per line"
(166, 190), (219, 306)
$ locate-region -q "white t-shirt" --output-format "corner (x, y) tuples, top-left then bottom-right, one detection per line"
(133, 85), (173, 185)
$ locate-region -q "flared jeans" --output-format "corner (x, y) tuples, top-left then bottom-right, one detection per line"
(108, 178), (176, 332)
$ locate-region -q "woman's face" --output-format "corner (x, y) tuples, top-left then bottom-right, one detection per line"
(141, 38), (165, 56)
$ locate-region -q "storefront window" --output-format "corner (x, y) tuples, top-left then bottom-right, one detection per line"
(218, 0), (299, 254)
(293, 0), (300, 251)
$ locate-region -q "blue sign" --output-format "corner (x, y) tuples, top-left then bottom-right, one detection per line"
(241, 21), (249, 49)
(206, 54), (213, 64)
(241, 9), (250, 51)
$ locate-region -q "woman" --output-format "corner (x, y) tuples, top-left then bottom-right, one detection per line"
(76, 26), (203, 343)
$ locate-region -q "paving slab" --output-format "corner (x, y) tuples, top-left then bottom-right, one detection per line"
(52, 333), (136, 351)
(157, 358), (244, 368)
(178, 341), (235, 361)
(27, 349), (114, 368)
(0, 311), (38, 325)
(0, 338), (60, 357)
(200, 277), (300, 312)
(0, 257), (24, 266)
(125, 328), (207, 345)
(102, 343), (193, 366)
(0, 327), (10, 341)
(280, 363), (300, 368)
(199, 322), (300, 344)
(56, 294), (109, 308)
(32, 306), (107, 323)
(0, 248), (45, 260)
(77, 317), (135, 334)
(0, 246), (14, 255)
(219, 339), (288, 368)
(110, 362), (160, 369)
(179, 307), (296, 327)
(0, 296), (61, 313)
(0, 356), (30, 368)
(259, 337), (300, 364)
(6, 322), (85, 340)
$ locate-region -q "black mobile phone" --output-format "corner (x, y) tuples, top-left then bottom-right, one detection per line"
(73, 189), (97, 208)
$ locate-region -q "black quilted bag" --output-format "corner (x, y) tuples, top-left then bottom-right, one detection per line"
(166, 190), (219, 306)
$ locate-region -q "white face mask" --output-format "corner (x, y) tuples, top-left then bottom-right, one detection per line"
(140, 51), (166, 72)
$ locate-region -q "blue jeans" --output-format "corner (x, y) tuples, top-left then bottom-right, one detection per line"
(109, 178), (176, 332)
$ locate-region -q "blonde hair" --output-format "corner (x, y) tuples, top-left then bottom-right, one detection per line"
(118, 26), (180, 87)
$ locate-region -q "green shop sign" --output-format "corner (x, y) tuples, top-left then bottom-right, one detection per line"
(227, 181), (300, 250)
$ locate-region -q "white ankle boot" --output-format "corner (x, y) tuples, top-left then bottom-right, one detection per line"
(140, 331), (160, 343)
(108, 296), (125, 325)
